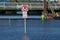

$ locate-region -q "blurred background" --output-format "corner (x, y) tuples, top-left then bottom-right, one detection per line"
(0, 0), (60, 40)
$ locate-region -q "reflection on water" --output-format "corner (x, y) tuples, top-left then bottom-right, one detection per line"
(0, 19), (60, 40)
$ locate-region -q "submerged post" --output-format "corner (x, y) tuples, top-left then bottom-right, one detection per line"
(44, 0), (47, 14)
(21, 4), (28, 35)
(41, 0), (47, 20)
(21, 4), (29, 40)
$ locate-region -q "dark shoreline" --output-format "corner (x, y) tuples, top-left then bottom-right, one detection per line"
(54, 17), (60, 20)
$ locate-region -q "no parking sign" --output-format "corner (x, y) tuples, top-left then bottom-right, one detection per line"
(21, 5), (28, 12)
(21, 5), (28, 18)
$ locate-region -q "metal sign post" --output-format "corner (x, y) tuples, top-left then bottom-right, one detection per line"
(21, 4), (28, 35)
(21, 4), (29, 40)
(22, 11), (27, 35)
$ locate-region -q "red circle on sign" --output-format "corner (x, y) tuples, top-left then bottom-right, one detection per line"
(21, 5), (28, 11)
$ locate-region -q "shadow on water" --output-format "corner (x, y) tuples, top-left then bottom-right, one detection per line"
(0, 19), (60, 40)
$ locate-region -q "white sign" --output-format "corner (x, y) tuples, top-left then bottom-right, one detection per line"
(22, 11), (27, 18)
(21, 5), (28, 11)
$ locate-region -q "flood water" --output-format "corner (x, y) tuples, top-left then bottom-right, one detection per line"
(0, 19), (60, 40)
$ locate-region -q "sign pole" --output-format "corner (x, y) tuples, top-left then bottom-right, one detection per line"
(21, 5), (28, 35)
(24, 17), (26, 35)
(22, 11), (27, 35)
(22, 11), (29, 40)
(21, 4), (29, 40)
